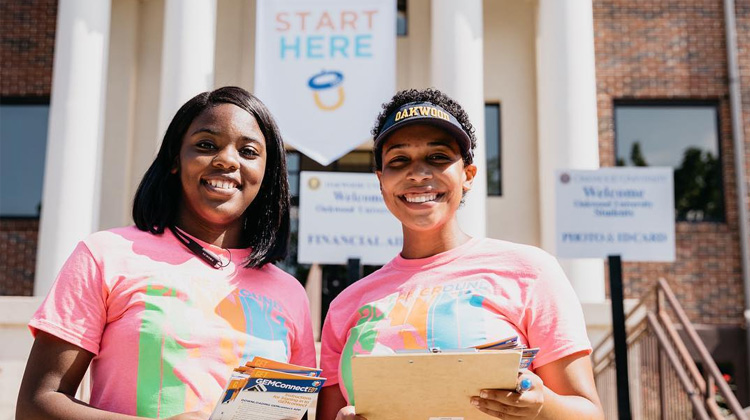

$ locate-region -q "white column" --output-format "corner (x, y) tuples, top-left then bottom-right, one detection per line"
(431, 0), (487, 238)
(157, 0), (217, 142)
(536, 0), (604, 303)
(34, 0), (112, 296)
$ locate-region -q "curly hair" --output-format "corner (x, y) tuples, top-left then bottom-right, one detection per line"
(371, 88), (477, 170)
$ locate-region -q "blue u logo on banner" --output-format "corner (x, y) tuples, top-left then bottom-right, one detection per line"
(308, 70), (345, 111)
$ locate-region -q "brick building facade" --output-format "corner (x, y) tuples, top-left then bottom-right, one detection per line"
(594, 0), (748, 326)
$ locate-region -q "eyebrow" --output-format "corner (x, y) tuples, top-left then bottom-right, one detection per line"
(384, 140), (456, 154)
(190, 127), (264, 145)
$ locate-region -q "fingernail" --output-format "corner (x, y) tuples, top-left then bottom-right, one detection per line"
(480, 391), (488, 398)
(471, 398), (479, 406)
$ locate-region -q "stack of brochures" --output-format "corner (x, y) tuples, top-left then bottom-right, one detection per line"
(473, 335), (540, 370)
(209, 356), (325, 420)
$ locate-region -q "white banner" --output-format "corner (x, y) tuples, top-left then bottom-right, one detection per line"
(555, 167), (676, 262)
(298, 172), (402, 264)
(255, 0), (396, 165)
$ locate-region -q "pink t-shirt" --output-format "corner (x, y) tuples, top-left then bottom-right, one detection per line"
(320, 237), (592, 403)
(29, 226), (315, 419)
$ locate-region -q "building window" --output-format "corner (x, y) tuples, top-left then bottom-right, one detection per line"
(397, 0), (407, 36)
(614, 102), (724, 222)
(485, 103), (502, 196)
(287, 151), (301, 205)
(0, 99), (50, 217)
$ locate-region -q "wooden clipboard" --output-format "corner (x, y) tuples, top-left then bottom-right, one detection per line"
(351, 350), (522, 420)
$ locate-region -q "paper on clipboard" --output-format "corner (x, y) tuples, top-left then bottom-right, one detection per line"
(351, 350), (522, 420)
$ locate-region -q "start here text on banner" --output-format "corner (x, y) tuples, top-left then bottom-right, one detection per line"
(276, 10), (379, 59)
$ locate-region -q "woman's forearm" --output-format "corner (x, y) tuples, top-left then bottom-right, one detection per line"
(17, 391), (150, 420)
(538, 387), (604, 420)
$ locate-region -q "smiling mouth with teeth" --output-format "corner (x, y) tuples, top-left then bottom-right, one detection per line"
(202, 178), (241, 191)
(402, 193), (442, 203)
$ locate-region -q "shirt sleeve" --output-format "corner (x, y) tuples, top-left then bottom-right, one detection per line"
(28, 241), (108, 355)
(522, 251), (592, 369)
(319, 303), (345, 387)
(287, 288), (318, 369)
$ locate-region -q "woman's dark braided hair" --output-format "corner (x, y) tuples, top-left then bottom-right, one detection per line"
(371, 88), (477, 170)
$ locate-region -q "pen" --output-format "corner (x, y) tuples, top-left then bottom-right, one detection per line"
(516, 377), (533, 394)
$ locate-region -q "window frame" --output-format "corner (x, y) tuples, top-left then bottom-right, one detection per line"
(0, 96), (50, 106)
(612, 98), (726, 223)
(0, 95), (51, 219)
(485, 101), (502, 197)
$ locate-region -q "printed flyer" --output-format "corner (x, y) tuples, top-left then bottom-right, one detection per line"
(209, 357), (325, 420)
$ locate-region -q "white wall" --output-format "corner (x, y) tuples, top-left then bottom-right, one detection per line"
(215, 0), (256, 91)
(99, 0), (165, 230)
(100, 0), (139, 230)
(0, 297), (42, 420)
(483, 0), (540, 246)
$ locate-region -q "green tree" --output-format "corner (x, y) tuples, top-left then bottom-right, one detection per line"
(630, 141), (648, 166)
(673, 147), (724, 221)
(616, 141), (647, 166)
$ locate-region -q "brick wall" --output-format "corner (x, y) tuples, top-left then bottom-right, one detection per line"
(0, 219), (38, 295)
(593, 0), (746, 325)
(0, 0), (57, 96)
(1, 0), (56, 296)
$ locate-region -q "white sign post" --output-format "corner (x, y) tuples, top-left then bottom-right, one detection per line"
(298, 171), (402, 265)
(555, 167), (676, 262)
(255, 0), (396, 166)
(555, 166), (676, 420)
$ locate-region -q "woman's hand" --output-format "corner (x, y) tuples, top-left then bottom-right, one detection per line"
(471, 372), (544, 419)
(335, 405), (367, 420)
(165, 411), (210, 420)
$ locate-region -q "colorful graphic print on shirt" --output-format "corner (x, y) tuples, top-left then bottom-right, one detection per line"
(339, 279), (523, 404)
(135, 284), (290, 418)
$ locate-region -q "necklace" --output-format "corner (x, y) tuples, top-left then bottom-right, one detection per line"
(170, 226), (232, 269)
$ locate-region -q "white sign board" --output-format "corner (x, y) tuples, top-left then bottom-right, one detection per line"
(255, 0), (396, 166)
(555, 167), (675, 261)
(298, 171), (402, 264)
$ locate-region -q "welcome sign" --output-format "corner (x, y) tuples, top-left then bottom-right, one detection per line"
(255, 0), (396, 165)
(298, 171), (402, 264)
(555, 167), (676, 261)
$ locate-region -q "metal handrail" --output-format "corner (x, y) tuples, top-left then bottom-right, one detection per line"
(656, 278), (747, 418)
(646, 312), (712, 420)
(592, 277), (748, 420)
(657, 310), (726, 419)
